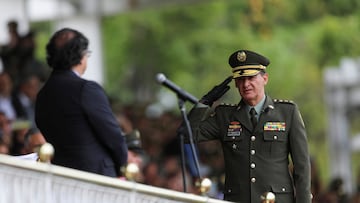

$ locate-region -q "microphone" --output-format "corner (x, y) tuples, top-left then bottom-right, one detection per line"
(156, 73), (198, 104)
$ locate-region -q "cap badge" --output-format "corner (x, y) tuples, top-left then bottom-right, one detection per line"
(237, 51), (246, 62)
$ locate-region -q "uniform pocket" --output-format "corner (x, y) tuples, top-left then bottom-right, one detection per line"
(262, 131), (288, 156)
(270, 184), (295, 202)
(263, 131), (287, 142)
(270, 183), (294, 194)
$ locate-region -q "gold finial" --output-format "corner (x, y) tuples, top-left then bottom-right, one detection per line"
(124, 163), (140, 181)
(195, 178), (212, 195)
(260, 192), (276, 203)
(38, 143), (55, 163)
(237, 51), (246, 62)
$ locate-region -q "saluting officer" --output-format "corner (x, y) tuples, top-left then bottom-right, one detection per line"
(186, 50), (311, 203)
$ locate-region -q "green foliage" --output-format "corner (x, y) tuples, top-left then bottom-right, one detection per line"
(316, 16), (360, 67)
(29, 21), (53, 63)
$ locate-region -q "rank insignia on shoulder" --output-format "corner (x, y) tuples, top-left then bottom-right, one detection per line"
(273, 99), (294, 104)
(220, 103), (238, 107)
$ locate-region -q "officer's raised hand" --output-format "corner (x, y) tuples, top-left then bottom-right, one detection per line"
(200, 76), (232, 106)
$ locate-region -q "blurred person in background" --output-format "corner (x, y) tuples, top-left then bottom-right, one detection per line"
(163, 154), (194, 192)
(0, 20), (21, 79)
(1, 21), (48, 84)
(143, 160), (165, 188)
(11, 74), (41, 128)
(317, 177), (349, 203)
(35, 28), (127, 177)
(0, 129), (9, 154)
(21, 127), (46, 161)
(0, 111), (12, 146)
(9, 119), (31, 155)
(0, 111), (13, 155)
(0, 71), (16, 121)
(197, 141), (226, 199)
(16, 30), (49, 83)
(13, 127), (46, 161)
(310, 157), (324, 203)
(23, 127), (46, 154)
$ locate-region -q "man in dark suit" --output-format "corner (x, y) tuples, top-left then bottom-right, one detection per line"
(35, 28), (128, 177)
(187, 50), (311, 203)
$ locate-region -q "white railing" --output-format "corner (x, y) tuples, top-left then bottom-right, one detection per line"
(0, 154), (232, 203)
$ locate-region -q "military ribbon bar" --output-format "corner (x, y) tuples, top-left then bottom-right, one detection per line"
(264, 122), (286, 131)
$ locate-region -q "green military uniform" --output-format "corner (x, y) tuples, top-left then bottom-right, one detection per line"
(188, 97), (311, 203)
(187, 50), (311, 203)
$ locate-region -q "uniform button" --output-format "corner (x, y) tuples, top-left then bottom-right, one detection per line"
(232, 136), (235, 140)
(228, 189), (232, 193)
(274, 135), (278, 140)
(251, 177), (256, 183)
(282, 188), (286, 192)
(250, 163), (256, 168)
(251, 136), (256, 141)
(250, 150), (256, 155)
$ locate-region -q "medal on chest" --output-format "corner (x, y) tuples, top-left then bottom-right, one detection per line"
(264, 122), (286, 131)
(227, 121), (242, 137)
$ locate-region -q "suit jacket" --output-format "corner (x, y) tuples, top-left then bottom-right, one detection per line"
(188, 96), (311, 203)
(35, 70), (127, 177)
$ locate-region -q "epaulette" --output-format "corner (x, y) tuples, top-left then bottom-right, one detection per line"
(219, 103), (238, 107)
(273, 99), (294, 104)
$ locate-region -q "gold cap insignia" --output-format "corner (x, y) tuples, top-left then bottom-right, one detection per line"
(237, 51), (246, 62)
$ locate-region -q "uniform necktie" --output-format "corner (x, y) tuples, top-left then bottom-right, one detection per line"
(250, 108), (257, 128)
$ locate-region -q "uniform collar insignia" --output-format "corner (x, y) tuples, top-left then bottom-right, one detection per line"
(236, 101), (245, 111)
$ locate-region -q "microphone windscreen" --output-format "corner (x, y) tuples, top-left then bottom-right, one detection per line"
(156, 73), (166, 83)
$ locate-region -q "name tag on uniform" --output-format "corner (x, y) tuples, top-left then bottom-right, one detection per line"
(227, 121), (242, 136)
(264, 122), (286, 131)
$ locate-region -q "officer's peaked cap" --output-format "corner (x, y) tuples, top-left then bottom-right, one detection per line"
(228, 50), (270, 78)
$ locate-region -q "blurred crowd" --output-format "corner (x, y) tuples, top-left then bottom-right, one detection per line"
(0, 20), (48, 157)
(0, 20), (360, 202)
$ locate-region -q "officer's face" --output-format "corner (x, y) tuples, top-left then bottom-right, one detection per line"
(235, 72), (268, 106)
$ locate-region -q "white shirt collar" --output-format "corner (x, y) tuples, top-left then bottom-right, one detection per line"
(72, 70), (81, 77)
(247, 95), (266, 115)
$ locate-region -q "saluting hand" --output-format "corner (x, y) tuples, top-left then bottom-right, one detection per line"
(200, 76), (232, 106)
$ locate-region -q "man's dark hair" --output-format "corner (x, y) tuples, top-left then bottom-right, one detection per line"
(46, 28), (89, 70)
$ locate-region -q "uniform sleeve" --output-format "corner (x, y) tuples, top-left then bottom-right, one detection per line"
(187, 104), (221, 142)
(81, 81), (128, 171)
(289, 104), (312, 203)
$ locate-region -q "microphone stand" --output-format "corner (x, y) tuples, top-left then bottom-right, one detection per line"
(177, 97), (201, 192)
